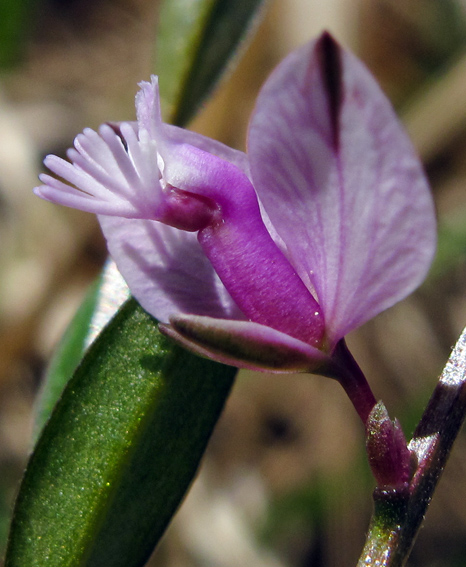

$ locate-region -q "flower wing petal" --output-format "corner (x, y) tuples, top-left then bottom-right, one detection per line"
(98, 215), (244, 323)
(248, 33), (436, 344)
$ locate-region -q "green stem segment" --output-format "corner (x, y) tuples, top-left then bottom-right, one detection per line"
(358, 488), (409, 567)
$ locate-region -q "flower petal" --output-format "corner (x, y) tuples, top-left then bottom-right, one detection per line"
(164, 124), (251, 180)
(98, 215), (244, 323)
(34, 124), (164, 219)
(248, 33), (436, 345)
(160, 314), (329, 372)
(135, 76), (251, 179)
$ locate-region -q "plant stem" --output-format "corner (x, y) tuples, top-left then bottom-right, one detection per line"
(357, 325), (466, 566)
(358, 488), (409, 567)
(323, 339), (377, 424)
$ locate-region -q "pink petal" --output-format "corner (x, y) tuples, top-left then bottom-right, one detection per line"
(109, 121), (251, 180)
(35, 124), (165, 219)
(156, 140), (325, 347)
(135, 76), (251, 178)
(98, 215), (244, 323)
(248, 33), (436, 345)
(95, 114), (253, 324)
(164, 124), (251, 180)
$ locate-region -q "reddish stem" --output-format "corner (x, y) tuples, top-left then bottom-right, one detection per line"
(321, 338), (377, 425)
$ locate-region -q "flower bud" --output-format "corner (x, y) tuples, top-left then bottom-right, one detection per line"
(366, 401), (412, 489)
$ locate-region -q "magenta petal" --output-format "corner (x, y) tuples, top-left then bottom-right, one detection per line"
(160, 314), (330, 372)
(248, 33), (436, 345)
(98, 215), (244, 323)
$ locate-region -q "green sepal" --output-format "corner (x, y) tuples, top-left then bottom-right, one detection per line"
(5, 299), (236, 567)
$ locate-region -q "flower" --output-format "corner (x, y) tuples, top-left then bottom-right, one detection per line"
(35, 33), (436, 377)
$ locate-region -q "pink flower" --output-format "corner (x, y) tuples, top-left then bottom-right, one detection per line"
(35, 33), (436, 378)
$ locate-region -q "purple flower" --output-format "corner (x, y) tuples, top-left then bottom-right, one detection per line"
(35, 33), (436, 378)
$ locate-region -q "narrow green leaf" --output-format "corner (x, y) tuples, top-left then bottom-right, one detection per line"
(156, 0), (269, 124)
(6, 299), (236, 567)
(34, 261), (129, 437)
(33, 278), (101, 439)
(156, 0), (216, 120)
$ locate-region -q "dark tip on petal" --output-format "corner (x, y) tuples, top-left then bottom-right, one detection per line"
(316, 31), (343, 148)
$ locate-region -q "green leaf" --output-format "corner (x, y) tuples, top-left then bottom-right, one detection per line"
(156, 0), (269, 125)
(6, 299), (236, 567)
(33, 262), (129, 438)
(33, 278), (101, 439)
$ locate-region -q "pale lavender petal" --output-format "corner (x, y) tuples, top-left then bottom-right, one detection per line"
(35, 124), (164, 219)
(34, 185), (134, 216)
(34, 172), (137, 216)
(136, 76), (163, 139)
(161, 314), (329, 373)
(164, 124), (251, 180)
(134, 76), (251, 178)
(43, 154), (116, 200)
(98, 215), (244, 323)
(248, 33), (436, 345)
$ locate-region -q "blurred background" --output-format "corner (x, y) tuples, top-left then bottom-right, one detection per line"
(1, 0), (466, 565)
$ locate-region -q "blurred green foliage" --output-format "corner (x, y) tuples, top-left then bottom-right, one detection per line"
(0, 0), (37, 69)
(156, 0), (267, 125)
